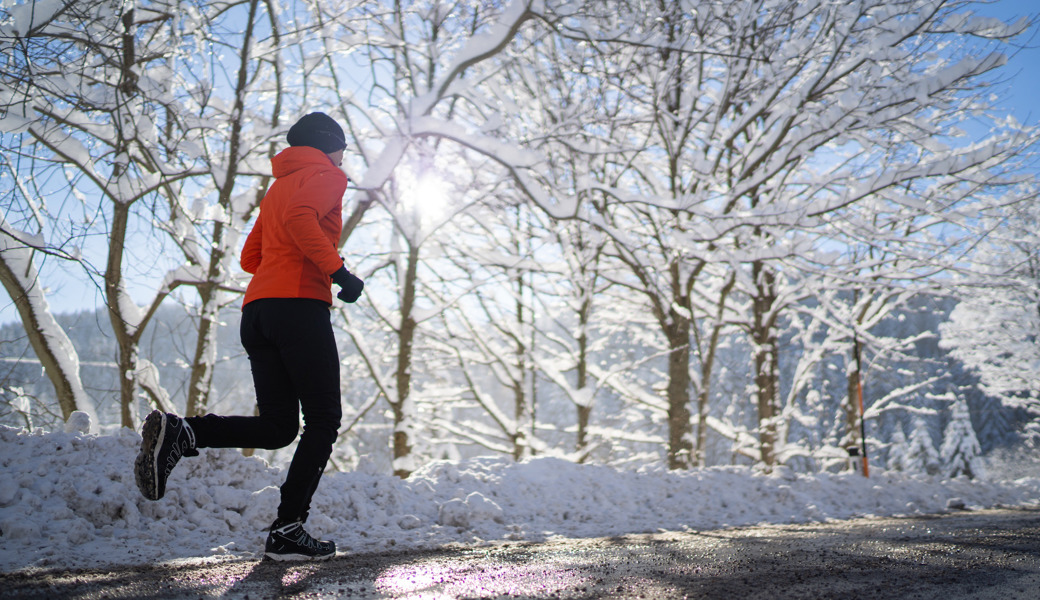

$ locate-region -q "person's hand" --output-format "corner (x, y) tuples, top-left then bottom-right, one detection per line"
(337, 275), (364, 303)
(331, 266), (364, 303)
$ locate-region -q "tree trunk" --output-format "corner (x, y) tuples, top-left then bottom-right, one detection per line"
(575, 309), (591, 461)
(392, 244), (419, 478)
(105, 200), (138, 428)
(665, 311), (693, 470)
(751, 259), (779, 467)
(512, 265), (528, 461)
(694, 272), (735, 467)
(843, 356), (862, 456)
(185, 281), (219, 416)
(110, 8), (142, 428)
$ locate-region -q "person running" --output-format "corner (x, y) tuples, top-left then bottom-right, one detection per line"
(133, 112), (364, 561)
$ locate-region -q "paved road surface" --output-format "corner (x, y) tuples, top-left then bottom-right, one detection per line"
(3, 507), (1039, 599)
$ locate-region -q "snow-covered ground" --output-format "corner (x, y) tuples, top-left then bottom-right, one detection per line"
(2, 419), (1039, 574)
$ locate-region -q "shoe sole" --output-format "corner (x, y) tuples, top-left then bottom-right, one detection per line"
(264, 551), (336, 562)
(134, 411), (166, 501)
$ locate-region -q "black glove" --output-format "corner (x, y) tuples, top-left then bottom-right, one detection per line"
(331, 265), (364, 303)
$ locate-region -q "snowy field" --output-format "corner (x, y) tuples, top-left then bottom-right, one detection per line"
(2, 420), (1039, 574)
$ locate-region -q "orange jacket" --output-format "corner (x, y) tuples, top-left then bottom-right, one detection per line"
(241, 146), (348, 306)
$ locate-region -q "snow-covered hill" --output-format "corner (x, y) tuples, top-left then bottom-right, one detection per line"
(2, 422), (1039, 573)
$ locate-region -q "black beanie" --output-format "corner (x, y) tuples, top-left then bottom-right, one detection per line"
(287, 112), (347, 154)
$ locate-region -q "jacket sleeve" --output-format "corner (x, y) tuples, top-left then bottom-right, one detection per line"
(240, 211), (263, 274)
(284, 168), (348, 275)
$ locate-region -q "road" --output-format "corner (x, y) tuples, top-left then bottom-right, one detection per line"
(3, 507), (1039, 599)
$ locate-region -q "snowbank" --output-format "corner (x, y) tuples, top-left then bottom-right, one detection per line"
(1, 424), (1039, 573)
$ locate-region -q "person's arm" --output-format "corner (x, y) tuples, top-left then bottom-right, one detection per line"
(284, 169), (348, 275)
(240, 211), (263, 274)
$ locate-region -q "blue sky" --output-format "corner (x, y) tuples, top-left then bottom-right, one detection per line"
(980, 0), (1040, 126)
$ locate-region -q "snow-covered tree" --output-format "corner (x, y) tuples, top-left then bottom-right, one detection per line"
(887, 424), (909, 472)
(0, 0), (206, 425)
(487, 30), (627, 462)
(175, 0), (296, 417)
(939, 393), (984, 479)
(940, 198), (1040, 423)
(309, 0), (550, 476)
(0, 206), (97, 429)
(904, 416), (941, 476)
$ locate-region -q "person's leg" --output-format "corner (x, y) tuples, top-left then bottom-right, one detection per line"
(188, 298), (340, 560)
(249, 299), (341, 561)
(185, 299), (302, 450)
(193, 298), (341, 522)
(269, 299), (341, 523)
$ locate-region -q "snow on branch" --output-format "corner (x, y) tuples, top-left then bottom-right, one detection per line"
(410, 0), (544, 116)
(864, 376), (945, 420)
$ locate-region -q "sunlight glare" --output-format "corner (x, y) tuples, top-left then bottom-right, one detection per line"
(399, 168), (453, 233)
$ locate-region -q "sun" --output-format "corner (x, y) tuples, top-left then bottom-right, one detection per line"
(398, 167), (453, 235)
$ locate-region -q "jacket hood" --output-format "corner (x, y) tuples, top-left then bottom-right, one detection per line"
(271, 146), (337, 178)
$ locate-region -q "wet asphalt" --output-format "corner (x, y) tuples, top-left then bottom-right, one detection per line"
(3, 507), (1039, 599)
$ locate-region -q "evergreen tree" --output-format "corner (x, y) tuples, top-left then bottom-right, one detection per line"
(940, 394), (984, 480)
(887, 425), (909, 472)
(904, 417), (940, 476)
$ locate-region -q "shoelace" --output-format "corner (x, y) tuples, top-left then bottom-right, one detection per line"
(158, 415), (198, 472)
(162, 431), (193, 478)
(281, 524), (326, 550)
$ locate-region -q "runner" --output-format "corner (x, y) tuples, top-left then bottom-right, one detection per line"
(134, 112), (364, 561)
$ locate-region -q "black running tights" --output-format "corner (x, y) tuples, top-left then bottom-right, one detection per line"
(187, 298), (342, 523)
